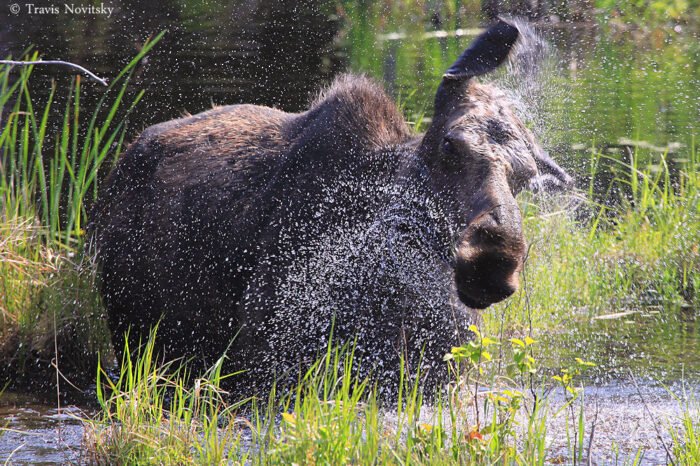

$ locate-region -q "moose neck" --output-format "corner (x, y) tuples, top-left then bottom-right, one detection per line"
(391, 142), (457, 234)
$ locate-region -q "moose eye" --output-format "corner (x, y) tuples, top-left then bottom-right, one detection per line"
(441, 135), (457, 154)
(487, 119), (510, 145)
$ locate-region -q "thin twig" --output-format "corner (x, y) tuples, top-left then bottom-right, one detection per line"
(0, 60), (108, 86)
(586, 398), (599, 465)
(50, 360), (85, 393)
(629, 370), (676, 466)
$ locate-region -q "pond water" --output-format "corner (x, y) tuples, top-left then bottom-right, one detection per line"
(1, 0), (699, 463)
(539, 304), (700, 386)
(2, 2), (698, 154)
(0, 393), (88, 465)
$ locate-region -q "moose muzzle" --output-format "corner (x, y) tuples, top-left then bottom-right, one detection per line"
(453, 201), (527, 309)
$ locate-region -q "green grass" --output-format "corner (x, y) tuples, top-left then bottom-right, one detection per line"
(485, 144), (699, 341)
(84, 329), (249, 464)
(1, 32), (163, 246)
(0, 218), (109, 388)
(0, 32), (164, 387)
(83, 328), (567, 465)
(595, 0), (700, 24)
(669, 385), (700, 465)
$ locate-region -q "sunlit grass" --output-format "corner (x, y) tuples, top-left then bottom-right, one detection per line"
(669, 386), (700, 466)
(83, 328), (573, 465)
(0, 217), (109, 386)
(486, 144), (699, 339)
(0, 33), (164, 386)
(84, 329), (249, 464)
(1, 32), (163, 247)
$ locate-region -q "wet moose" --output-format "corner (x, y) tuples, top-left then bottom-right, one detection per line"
(91, 20), (571, 397)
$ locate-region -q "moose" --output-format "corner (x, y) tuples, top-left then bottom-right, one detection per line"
(91, 20), (571, 398)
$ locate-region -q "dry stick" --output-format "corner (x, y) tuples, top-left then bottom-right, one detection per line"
(53, 307), (61, 443)
(586, 398), (599, 466)
(0, 60), (108, 86)
(50, 360), (85, 393)
(629, 370), (676, 466)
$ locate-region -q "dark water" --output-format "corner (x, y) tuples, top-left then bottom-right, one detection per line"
(1, 1), (699, 463)
(1, 1), (346, 127)
(2, 1), (698, 152)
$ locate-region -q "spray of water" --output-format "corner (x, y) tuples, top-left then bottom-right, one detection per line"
(236, 156), (475, 399)
(494, 19), (567, 149)
(493, 18), (585, 215)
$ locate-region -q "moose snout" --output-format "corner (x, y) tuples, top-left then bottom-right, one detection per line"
(453, 203), (527, 309)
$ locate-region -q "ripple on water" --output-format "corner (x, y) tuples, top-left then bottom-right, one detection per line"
(0, 393), (88, 465)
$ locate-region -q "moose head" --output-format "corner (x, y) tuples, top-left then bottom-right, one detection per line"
(418, 19), (572, 309)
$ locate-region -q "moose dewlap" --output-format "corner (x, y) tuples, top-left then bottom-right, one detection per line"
(90, 20), (571, 398)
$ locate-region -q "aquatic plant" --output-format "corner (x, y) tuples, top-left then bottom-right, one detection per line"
(0, 33), (164, 389)
(0, 32), (163, 246)
(83, 326), (588, 464)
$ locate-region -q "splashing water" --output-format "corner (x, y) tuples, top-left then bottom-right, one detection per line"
(233, 152), (477, 398)
(493, 19), (568, 152)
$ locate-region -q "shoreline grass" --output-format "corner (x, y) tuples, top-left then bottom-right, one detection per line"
(82, 328), (571, 465)
(83, 330), (249, 464)
(0, 33), (164, 392)
(486, 143), (699, 340)
(669, 385), (700, 465)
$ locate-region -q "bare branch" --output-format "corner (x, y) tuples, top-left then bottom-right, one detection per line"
(0, 59), (108, 86)
(586, 398), (599, 465)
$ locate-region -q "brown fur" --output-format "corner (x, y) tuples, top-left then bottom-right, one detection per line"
(91, 27), (571, 399)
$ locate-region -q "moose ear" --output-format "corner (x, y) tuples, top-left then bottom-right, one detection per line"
(528, 149), (575, 193)
(428, 19), (519, 139)
(443, 19), (519, 80)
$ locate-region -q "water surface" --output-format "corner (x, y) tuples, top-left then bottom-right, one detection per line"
(0, 393), (87, 465)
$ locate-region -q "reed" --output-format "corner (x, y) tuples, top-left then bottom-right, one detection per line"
(1, 31), (164, 247)
(83, 327), (567, 465)
(84, 329), (249, 464)
(0, 32), (164, 387)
